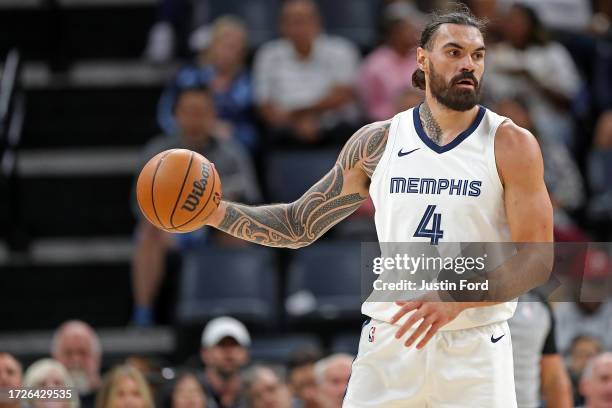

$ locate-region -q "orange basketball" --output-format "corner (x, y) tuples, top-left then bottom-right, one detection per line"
(136, 149), (222, 233)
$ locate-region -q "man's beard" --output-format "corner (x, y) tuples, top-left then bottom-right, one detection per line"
(428, 61), (482, 112)
(68, 368), (92, 394)
(215, 365), (239, 380)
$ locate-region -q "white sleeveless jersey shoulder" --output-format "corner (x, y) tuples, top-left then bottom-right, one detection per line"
(364, 105), (517, 331)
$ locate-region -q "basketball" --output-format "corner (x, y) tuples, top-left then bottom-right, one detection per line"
(136, 149), (222, 233)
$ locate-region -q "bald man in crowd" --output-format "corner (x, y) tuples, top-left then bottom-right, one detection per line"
(0, 352), (22, 408)
(579, 352), (612, 408)
(314, 354), (353, 408)
(51, 320), (102, 408)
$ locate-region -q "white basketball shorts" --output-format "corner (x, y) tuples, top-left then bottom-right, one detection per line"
(343, 318), (517, 407)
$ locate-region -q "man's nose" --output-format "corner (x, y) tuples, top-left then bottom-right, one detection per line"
(460, 55), (476, 72)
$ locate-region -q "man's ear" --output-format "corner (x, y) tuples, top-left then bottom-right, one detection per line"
(416, 47), (427, 72)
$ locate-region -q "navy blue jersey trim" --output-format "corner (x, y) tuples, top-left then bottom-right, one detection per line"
(413, 104), (486, 154)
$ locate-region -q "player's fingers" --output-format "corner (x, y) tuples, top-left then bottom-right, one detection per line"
(391, 301), (420, 324)
(404, 316), (434, 347)
(416, 321), (443, 349)
(395, 309), (424, 339)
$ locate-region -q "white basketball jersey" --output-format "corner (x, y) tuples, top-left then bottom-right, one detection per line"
(364, 104), (517, 331)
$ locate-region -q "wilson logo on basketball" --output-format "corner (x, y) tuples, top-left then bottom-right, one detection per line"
(181, 163), (211, 212)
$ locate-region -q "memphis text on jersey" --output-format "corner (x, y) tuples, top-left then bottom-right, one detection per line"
(389, 177), (482, 196)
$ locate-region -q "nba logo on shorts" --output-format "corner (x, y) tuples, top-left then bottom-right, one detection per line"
(368, 326), (376, 342)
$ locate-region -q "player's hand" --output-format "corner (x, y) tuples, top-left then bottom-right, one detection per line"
(390, 291), (467, 349)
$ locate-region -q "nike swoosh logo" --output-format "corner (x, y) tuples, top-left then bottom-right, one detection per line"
(491, 334), (505, 343)
(398, 148), (420, 157)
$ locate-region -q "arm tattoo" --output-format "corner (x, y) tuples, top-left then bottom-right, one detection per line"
(217, 121), (390, 248)
(338, 121), (389, 177)
(419, 102), (443, 145)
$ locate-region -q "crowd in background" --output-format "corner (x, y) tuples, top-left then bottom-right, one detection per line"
(4, 0), (612, 407)
(132, 0), (612, 323)
(0, 318), (355, 408)
(127, 0), (612, 407)
(1, 315), (612, 408)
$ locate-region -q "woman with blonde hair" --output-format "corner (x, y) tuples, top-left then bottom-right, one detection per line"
(95, 365), (154, 408)
(171, 372), (207, 408)
(24, 358), (80, 408)
(155, 15), (259, 158)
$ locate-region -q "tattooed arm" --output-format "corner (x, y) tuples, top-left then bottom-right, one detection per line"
(205, 121), (390, 248)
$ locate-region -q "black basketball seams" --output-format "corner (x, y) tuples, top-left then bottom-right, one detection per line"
(173, 162), (218, 229)
(151, 149), (177, 231)
(169, 151), (195, 228)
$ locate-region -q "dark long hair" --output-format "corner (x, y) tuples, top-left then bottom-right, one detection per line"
(510, 3), (549, 46)
(412, 3), (486, 90)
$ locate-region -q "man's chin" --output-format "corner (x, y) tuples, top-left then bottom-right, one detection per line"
(439, 100), (478, 112)
(216, 366), (239, 379)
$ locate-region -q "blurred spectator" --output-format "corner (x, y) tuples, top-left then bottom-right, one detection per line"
(487, 3), (582, 147)
(131, 86), (261, 326)
(157, 16), (260, 154)
(555, 298), (612, 355)
(171, 372), (207, 408)
(24, 359), (79, 408)
(383, 0), (445, 14)
(358, 2), (421, 121)
(508, 292), (573, 408)
(52, 321), (102, 408)
(569, 335), (603, 407)
(253, 0), (360, 147)
(493, 97), (585, 221)
(594, 111), (612, 148)
(95, 365), (154, 408)
(578, 352), (612, 408)
(124, 356), (166, 400)
(200, 317), (250, 408)
(496, 0), (593, 32)
(394, 87), (425, 114)
(124, 357), (156, 378)
(313, 354), (352, 408)
(586, 112), (612, 228)
(462, 0), (499, 20)
(242, 366), (292, 408)
(592, 0), (612, 37)
(0, 353), (22, 408)
(144, 0), (190, 62)
(287, 347), (322, 408)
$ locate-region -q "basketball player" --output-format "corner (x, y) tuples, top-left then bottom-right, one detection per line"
(206, 6), (553, 407)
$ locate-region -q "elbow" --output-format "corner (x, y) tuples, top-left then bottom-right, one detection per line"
(514, 242), (554, 290)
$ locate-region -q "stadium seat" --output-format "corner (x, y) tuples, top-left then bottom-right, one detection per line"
(315, 0), (381, 48)
(250, 333), (322, 364)
(331, 332), (361, 355)
(176, 247), (279, 327)
(266, 149), (338, 203)
(285, 242), (363, 324)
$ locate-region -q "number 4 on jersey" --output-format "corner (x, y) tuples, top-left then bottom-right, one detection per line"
(414, 205), (444, 245)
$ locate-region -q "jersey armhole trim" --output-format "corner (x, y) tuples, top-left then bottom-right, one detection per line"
(486, 117), (508, 194)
